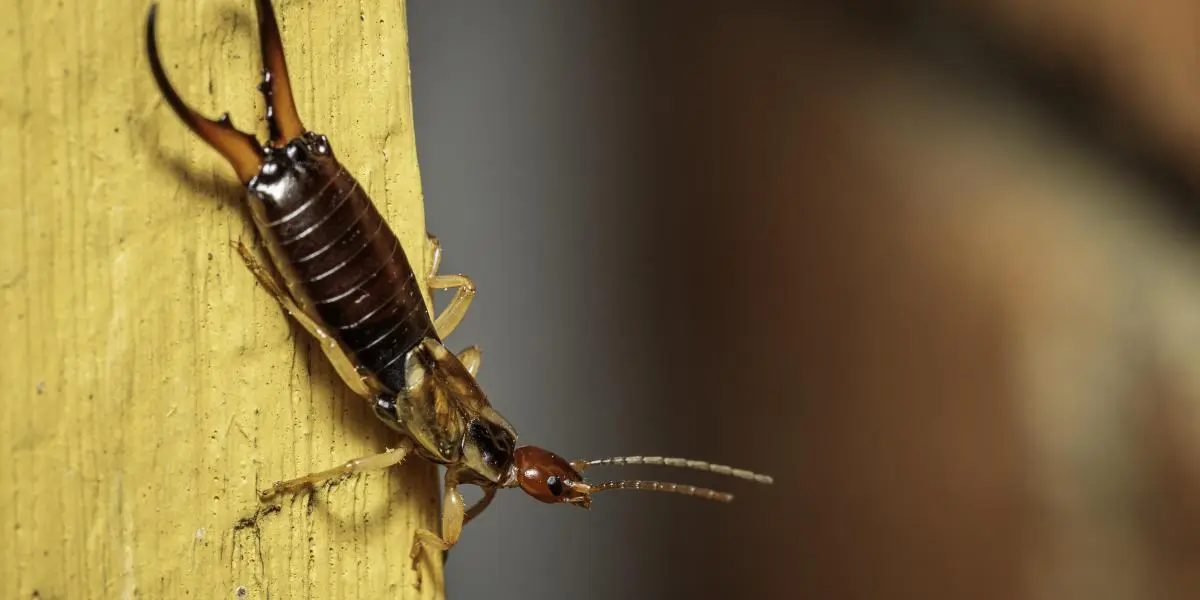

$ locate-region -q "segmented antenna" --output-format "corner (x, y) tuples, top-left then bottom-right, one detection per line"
(572, 456), (774, 485)
(587, 480), (735, 502)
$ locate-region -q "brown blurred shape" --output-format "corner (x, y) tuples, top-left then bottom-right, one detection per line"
(618, 2), (1200, 599)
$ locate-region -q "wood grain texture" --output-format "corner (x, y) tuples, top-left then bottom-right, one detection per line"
(0, 0), (445, 597)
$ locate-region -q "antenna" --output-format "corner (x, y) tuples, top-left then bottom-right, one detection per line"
(586, 480), (735, 502)
(571, 456), (774, 485)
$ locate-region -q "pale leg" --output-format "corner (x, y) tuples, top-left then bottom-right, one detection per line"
(410, 475), (465, 570)
(457, 346), (481, 376)
(423, 234), (476, 339)
(429, 275), (476, 339)
(464, 487), (496, 524)
(260, 439), (412, 501)
(425, 233), (444, 281)
(235, 242), (379, 397)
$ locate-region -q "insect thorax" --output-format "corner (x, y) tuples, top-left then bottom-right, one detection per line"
(374, 338), (518, 484)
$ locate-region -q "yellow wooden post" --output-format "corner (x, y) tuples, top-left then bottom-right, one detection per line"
(0, 0), (444, 597)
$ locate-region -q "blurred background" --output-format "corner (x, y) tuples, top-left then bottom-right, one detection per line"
(409, 1), (1200, 599)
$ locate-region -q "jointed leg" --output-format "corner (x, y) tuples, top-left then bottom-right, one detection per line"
(424, 233), (476, 339)
(457, 346), (481, 376)
(464, 487), (497, 525)
(425, 233), (444, 282)
(429, 274), (476, 339)
(410, 475), (466, 570)
(235, 241), (380, 397)
(260, 438), (412, 501)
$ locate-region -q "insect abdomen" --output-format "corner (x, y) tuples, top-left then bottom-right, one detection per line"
(248, 135), (435, 381)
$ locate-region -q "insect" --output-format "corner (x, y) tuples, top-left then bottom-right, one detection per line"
(145, 0), (773, 568)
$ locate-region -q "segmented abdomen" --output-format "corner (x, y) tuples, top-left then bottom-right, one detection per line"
(248, 137), (434, 381)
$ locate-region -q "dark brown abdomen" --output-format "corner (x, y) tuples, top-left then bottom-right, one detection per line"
(247, 135), (434, 385)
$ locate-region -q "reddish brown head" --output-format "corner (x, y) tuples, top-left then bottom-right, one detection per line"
(514, 446), (591, 508)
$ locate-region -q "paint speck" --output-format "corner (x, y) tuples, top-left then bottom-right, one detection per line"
(235, 586), (248, 598)
(195, 527), (206, 541)
(35, 381), (45, 394)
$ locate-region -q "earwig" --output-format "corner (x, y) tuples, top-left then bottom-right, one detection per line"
(146, 0), (773, 571)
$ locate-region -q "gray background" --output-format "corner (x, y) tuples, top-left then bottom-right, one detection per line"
(405, 3), (1200, 599)
(406, 1), (1200, 599)
(408, 3), (698, 599)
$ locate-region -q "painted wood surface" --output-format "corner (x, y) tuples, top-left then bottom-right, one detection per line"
(0, 0), (444, 597)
